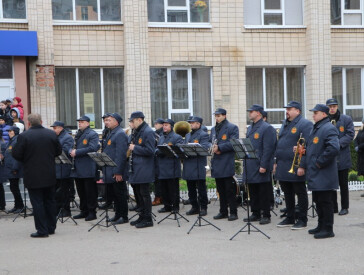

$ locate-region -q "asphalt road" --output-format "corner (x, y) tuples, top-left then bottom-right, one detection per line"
(0, 192), (363, 275)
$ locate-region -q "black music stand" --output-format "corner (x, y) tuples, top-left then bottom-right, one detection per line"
(157, 145), (189, 227)
(179, 144), (221, 234)
(13, 181), (33, 222)
(229, 138), (270, 240)
(87, 152), (119, 233)
(307, 195), (317, 218)
(55, 152), (77, 225)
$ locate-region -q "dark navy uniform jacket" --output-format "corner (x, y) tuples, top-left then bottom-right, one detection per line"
(275, 115), (313, 182)
(209, 119), (239, 178)
(243, 119), (276, 184)
(157, 130), (183, 179)
(102, 126), (128, 183)
(4, 136), (23, 179)
(128, 122), (155, 184)
(56, 129), (73, 179)
(182, 128), (210, 181)
(72, 127), (100, 179)
(306, 117), (340, 191)
(334, 114), (355, 170)
(0, 141), (6, 182)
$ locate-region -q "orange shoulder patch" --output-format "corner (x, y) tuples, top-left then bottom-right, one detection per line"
(254, 133), (259, 139)
(313, 137), (319, 144)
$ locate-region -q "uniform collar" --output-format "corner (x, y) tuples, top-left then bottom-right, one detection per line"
(314, 117), (330, 129)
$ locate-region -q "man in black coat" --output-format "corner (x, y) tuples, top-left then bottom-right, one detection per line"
(12, 114), (62, 238)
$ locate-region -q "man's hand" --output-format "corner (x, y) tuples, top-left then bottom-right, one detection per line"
(70, 149), (76, 158)
(297, 167), (305, 177)
(129, 144), (135, 151)
(259, 167), (266, 173)
(213, 144), (221, 155)
(273, 163), (277, 174)
(114, 174), (123, 182)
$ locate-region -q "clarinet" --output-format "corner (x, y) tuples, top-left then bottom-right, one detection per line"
(71, 130), (80, 171)
(128, 129), (135, 173)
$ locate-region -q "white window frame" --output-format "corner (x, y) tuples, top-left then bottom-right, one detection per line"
(248, 66), (306, 128)
(148, 0), (212, 28)
(336, 67), (364, 125)
(331, 0), (364, 27)
(52, 0), (123, 25)
(0, 0), (28, 23)
(261, 0), (285, 25)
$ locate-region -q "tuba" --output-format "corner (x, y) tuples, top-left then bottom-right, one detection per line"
(173, 121), (191, 138)
(288, 133), (306, 174)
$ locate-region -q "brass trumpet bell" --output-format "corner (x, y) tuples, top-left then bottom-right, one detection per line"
(173, 121), (191, 138)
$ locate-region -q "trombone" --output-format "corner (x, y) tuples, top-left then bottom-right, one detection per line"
(288, 133), (306, 174)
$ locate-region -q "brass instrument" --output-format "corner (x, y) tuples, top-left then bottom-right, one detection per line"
(331, 119), (336, 126)
(288, 133), (306, 174)
(206, 136), (217, 171)
(173, 121), (191, 138)
(71, 129), (80, 171)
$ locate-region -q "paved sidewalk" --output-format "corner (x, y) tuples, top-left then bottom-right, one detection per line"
(0, 192), (363, 275)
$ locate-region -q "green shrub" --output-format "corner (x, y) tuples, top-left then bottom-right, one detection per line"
(358, 175), (364, 181)
(179, 177), (216, 191)
(350, 141), (358, 171)
(348, 170), (358, 181)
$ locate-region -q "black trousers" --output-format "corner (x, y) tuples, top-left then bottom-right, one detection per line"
(160, 178), (180, 211)
(0, 182), (5, 208)
(187, 180), (208, 210)
(28, 186), (57, 235)
(110, 181), (128, 219)
(133, 183), (152, 219)
(215, 177), (237, 215)
(313, 190), (334, 231)
(131, 183), (142, 207)
(75, 178), (98, 214)
(248, 182), (271, 218)
(154, 178), (162, 198)
(280, 181), (308, 222)
(56, 178), (72, 212)
(9, 178), (24, 209)
(332, 169), (349, 210)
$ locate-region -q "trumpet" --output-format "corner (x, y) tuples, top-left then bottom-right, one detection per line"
(206, 136), (217, 171)
(288, 133), (306, 174)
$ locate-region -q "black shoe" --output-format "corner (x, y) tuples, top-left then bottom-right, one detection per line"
(308, 225), (322, 235)
(135, 219), (153, 228)
(200, 209), (207, 216)
(13, 208), (24, 214)
(280, 208), (287, 213)
(48, 231), (55, 235)
(99, 203), (113, 210)
(73, 212), (88, 219)
(30, 232), (49, 238)
(314, 230), (335, 239)
(186, 208), (199, 215)
(113, 217), (129, 225)
(158, 207), (171, 213)
(213, 213), (228, 220)
(8, 207), (19, 214)
(259, 217), (271, 225)
(291, 220), (307, 230)
(183, 199), (191, 205)
(228, 214), (238, 221)
(338, 209), (348, 215)
(85, 213), (97, 221)
(129, 205), (139, 211)
(59, 209), (71, 217)
(135, 207), (143, 212)
(108, 215), (121, 222)
(243, 214), (261, 222)
(130, 216), (143, 226)
(277, 218), (295, 228)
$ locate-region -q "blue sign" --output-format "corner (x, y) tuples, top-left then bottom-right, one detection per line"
(0, 30), (38, 56)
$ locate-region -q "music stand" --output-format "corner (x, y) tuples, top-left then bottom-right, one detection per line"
(307, 196), (317, 218)
(87, 152), (119, 233)
(55, 152), (77, 225)
(157, 145), (189, 227)
(179, 144), (221, 234)
(229, 138), (271, 240)
(12, 180), (33, 222)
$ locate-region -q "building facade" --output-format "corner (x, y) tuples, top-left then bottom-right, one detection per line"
(1, 0), (364, 132)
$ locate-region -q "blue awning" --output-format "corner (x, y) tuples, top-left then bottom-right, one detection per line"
(0, 30), (38, 57)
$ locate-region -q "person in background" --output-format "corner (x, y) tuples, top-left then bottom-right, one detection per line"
(0, 101), (13, 125)
(354, 118), (364, 198)
(11, 97), (24, 120)
(152, 118), (164, 206)
(0, 130), (7, 211)
(10, 108), (25, 133)
(0, 116), (10, 143)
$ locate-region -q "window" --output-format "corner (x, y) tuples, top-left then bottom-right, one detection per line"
(0, 0), (26, 20)
(332, 67), (364, 123)
(148, 0), (210, 24)
(55, 68), (125, 129)
(331, 0), (364, 25)
(244, 0), (303, 26)
(150, 67), (213, 126)
(52, 0), (122, 22)
(0, 56), (12, 79)
(246, 67), (305, 124)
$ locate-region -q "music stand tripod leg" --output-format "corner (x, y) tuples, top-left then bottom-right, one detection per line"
(13, 184), (32, 222)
